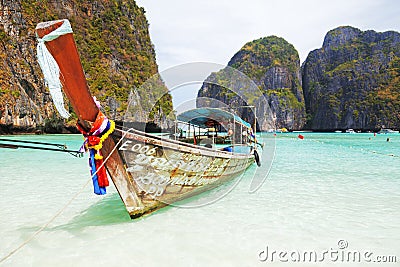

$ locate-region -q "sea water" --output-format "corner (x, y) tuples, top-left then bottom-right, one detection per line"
(0, 133), (399, 266)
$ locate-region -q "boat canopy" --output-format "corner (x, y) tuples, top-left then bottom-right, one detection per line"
(177, 107), (252, 129)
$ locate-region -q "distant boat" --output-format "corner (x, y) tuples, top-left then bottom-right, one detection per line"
(35, 19), (263, 219)
(345, 129), (355, 133)
(275, 128), (288, 133)
(335, 130), (342, 133)
(378, 128), (399, 134)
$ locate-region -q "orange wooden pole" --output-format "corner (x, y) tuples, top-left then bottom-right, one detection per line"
(35, 20), (143, 210)
(36, 20), (98, 122)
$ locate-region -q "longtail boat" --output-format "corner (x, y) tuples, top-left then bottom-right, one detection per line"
(35, 19), (262, 219)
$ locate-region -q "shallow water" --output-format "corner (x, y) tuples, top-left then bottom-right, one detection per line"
(0, 133), (399, 266)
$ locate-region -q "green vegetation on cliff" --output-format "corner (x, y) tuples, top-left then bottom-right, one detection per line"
(198, 36), (305, 130)
(0, 0), (172, 130)
(231, 36), (300, 75)
(302, 26), (400, 130)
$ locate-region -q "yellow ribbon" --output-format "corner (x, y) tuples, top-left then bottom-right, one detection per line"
(88, 120), (116, 151)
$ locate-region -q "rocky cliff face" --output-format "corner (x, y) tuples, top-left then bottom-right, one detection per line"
(197, 36), (306, 131)
(0, 0), (172, 133)
(302, 26), (400, 130)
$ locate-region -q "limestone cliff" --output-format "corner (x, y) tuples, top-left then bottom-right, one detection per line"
(197, 36), (306, 131)
(302, 26), (400, 131)
(0, 0), (172, 133)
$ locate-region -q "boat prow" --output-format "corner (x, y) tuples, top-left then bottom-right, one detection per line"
(35, 19), (262, 218)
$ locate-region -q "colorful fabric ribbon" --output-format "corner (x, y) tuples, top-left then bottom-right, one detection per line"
(77, 110), (115, 195)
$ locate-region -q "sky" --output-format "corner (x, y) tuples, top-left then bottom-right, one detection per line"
(136, 0), (400, 109)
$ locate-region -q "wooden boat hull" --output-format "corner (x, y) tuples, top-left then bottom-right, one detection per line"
(35, 19), (258, 219)
(113, 128), (255, 218)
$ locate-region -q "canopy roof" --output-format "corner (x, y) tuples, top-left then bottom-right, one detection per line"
(177, 107), (251, 129)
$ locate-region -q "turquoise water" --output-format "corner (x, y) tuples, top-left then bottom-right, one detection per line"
(0, 133), (399, 266)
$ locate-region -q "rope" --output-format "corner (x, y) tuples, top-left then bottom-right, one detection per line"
(279, 134), (400, 159)
(306, 137), (400, 159)
(0, 128), (133, 264)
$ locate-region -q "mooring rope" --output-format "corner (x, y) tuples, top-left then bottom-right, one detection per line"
(0, 128), (133, 264)
(306, 136), (400, 159)
(280, 134), (400, 159)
